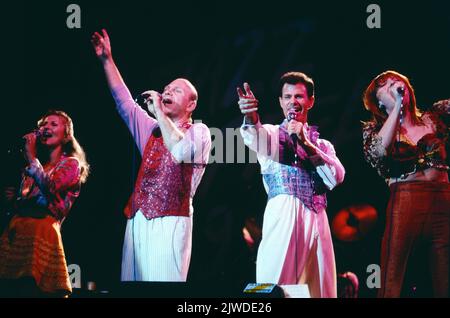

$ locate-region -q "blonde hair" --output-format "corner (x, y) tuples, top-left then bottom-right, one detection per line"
(38, 110), (90, 183)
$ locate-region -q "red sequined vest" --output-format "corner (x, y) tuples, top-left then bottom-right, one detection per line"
(124, 126), (193, 220)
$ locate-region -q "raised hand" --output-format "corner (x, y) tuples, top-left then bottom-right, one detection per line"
(237, 82), (259, 124)
(91, 29), (112, 62)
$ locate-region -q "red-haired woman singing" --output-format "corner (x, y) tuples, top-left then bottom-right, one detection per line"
(362, 70), (449, 297)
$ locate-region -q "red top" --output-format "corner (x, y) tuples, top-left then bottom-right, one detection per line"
(124, 126), (194, 220)
(19, 155), (81, 222)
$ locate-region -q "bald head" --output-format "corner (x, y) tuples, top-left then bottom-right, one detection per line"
(161, 78), (199, 121)
(173, 78), (198, 102)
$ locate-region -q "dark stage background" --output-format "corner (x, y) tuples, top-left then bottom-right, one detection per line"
(1, 0), (449, 297)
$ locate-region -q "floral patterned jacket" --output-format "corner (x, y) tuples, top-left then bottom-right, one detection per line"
(18, 155), (81, 222)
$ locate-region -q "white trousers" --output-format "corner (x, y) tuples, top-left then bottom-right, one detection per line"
(256, 195), (337, 298)
(121, 210), (192, 282)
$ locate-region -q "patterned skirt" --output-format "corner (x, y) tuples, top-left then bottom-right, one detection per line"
(0, 215), (71, 295)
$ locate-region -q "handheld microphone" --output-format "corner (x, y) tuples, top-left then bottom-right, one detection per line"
(378, 101), (386, 113)
(134, 92), (162, 108)
(287, 108), (302, 165)
(135, 92), (151, 107)
(34, 130), (52, 138)
(22, 130), (51, 141)
(287, 108), (298, 122)
(287, 109), (299, 143)
(14, 130), (51, 156)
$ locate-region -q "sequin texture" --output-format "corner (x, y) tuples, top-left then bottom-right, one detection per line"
(124, 126), (193, 220)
